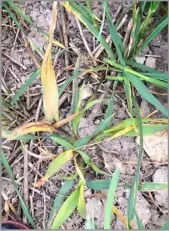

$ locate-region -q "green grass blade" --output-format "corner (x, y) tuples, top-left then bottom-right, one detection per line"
(62, 1), (115, 60)
(98, 1), (106, 41)
(50, 134), (74, 149)
(90, 162), (111, 176)
(74, 115), (114, 148)
(3, 2), (25, 32)
(126, 68), (167, 89)
(142, 73), (168, 81)
(86, 181), (168, 191)
(138, 16), (168, 54)
(104, 168), (120, 229)
(124, 77), (133, 117)
(126, 124), (168, 137)
(130, 3), (142, 56)
(77, 150), (90, 165)
(85, 0), (98, 28)
(70, 58), (80, 135)
(48, 180), (74, 228)
(105, 80), (118, 122)
(124, 70), (168, 117)
(77, 183), (87, 219)
(106, 76), (124, 81)
(44, 150), (74, 179)
(51, 186), (80, 229)
(85, 216), (95, 229)
(86, 180), (110, 190)
(125, 59), (163, 74)
(127, 97), (143, 228)
(135, 211), (145, 229)
(104, 0), (125, 65)
(136, 182), (168, 191)
(70, 0), (101, 25)
(5, 0), (33, 24)
(11, 69), (41, 105)
(77, 150), (110, 176)
(161, 221), (168, 230)
(1, 151), (36, 228)
(59, 57), (80, 97)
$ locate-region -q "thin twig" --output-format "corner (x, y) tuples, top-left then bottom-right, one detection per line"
(123, 18), (133, 50)
(75, 17), (93, 58)
(43, 191), (47, 229)
(23, 145), (29, 224)
(60, 4), (69, 76)
(3, 53), (27, 70)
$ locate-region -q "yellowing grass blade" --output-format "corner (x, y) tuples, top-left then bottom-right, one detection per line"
(33, 150), (74, 187)
(42, 33), (65, 48)
(74, 157), (85, 184)
(51, 186), (80, 229)
(7, 121), (55, 140)
(61, 1), (87, 26)
(77, 183), (87, 219)
(53, 112), (79, 128)
(112, 205), (134, 229)
(41, 1), (59, 122)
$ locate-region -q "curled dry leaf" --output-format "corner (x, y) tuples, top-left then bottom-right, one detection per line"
(8, 121), (55, 140)
(136, 130), (168, 162)
(41, 1), (59, 122)
(6, 113), (79, 140)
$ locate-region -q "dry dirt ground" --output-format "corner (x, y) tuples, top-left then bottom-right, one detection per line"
(1, 1), (168, 229)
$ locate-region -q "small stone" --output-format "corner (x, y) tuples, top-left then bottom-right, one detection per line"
(153, 167), (168, 208)
(94, 119), (100, 125)
(140, 99), (150, 117)
(57, 147), (64, 154)
(82, 85), (93, 100)
(135, 56), (146, 64)
(116, 107), (126, 119)
(136, 130), (168, 162)
(145, 57), (156, 69)
(142, 46), (150, 54)
(114, 189), (151, 229)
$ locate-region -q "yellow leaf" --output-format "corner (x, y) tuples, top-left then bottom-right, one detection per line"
(7, 121), (55, 140)
(74, 157), (85, 184)
(42, 33), (65, 49)
(33, 150), (74, 187)
(77, 183), (87, 219)
(41, 1), (59, 122)
(53, 112), (79, 128)
(61, 2), (88, 27)
(112, 205), (134, 229)
(109, 125), (134, 140)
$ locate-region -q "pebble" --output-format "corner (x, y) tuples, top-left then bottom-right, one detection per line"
(82, 85), (93, 100)
(57, 147), (64, 154)
(94, 119), (100, 125)
(135, 56), (146, 64)
(145, 57), (156, 69)
(153, 167), (168, 208)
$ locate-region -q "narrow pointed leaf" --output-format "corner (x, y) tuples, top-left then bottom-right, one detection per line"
(51, 186), (80, 229)
(11, 69), (41, 104)
(48, 180), (74, 228)
(104, 169), (120, 229)
(2, 151), (36, 228)
(34, 150), (74, 186)
(77, 183), (87, 219)
(41, 2), (59, 121)
(124, 70), (168, 117)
